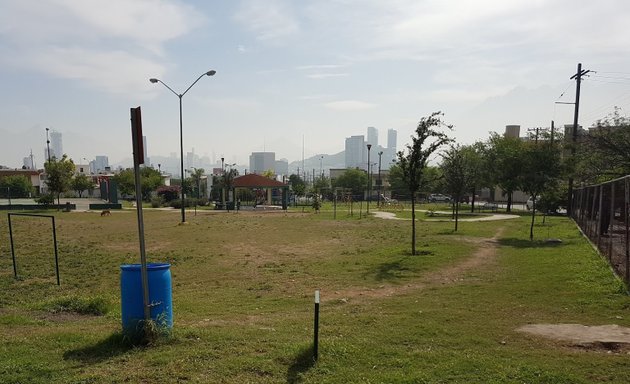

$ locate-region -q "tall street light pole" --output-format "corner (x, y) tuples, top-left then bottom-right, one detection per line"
(319, 156), (324, 180)
(367, 144), (372, 214)
(45, 128), (51, 163)
(378, 151), (383, 208)
(150, 69), (216, 223)
(221, 157), (225, 209)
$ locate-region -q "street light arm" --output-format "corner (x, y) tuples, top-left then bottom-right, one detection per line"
(182, 70), (216, 97)
(152, 79), (180, 98)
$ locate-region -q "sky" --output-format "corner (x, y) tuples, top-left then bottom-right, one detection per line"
(2, 0), (630, 170)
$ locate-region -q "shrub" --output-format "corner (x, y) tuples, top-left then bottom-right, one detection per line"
(151, 196), (164, 208)
(156, 185), (180, 202)
(35, 193), (54, 206)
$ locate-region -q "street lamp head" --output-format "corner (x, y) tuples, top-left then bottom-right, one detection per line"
(149, 78), (159, 83)
(379, 151), (383, 155)
(367, 144), (372, 150)
(206, 70), (216, 76)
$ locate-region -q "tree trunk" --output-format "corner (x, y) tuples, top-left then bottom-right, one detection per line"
(529, 198), (536, 240)
(470, 189), (476, 213)
(455, 201), (459, 231)
(507, 191), (513, 213)
(411, 193), (416, 255)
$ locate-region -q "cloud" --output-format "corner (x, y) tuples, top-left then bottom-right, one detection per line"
(307, 73), (348, 79)
(234, 0), (299, 42)
(324, 100), (376, 111)
(0, 0), (204, 94)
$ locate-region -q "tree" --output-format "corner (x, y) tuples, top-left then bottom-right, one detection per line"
(71, 174), (94, 198)
(331, 168), (367, 198)
(289, 174), (306, 198)
(397, 112), (452, 255)
(440, 145), (469, 231)
(485, 133), (524, 212)
(114, 167), (163, 202)
(519, 133), (563, 240)
(45, 155), (75, 207)
(461, 142), (490, 212)
(188, 168), (206, 198)
(578, 107), (630, 181)
(0, 175), (33, 198)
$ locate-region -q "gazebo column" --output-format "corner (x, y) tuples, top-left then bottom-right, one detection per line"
(282, 188), (288, 210)
(267, 188), (272, 205)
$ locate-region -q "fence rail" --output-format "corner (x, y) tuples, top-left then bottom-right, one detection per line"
(571, 175), (630, 287)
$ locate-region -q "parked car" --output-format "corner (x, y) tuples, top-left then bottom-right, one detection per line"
(526, 196), (538, 210)
(482, 202), (498, 211)
(428, 193), (451, 202)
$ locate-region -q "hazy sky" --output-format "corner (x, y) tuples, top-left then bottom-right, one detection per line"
(2, 0), (630, 168)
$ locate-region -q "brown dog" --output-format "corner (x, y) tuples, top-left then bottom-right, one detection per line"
(100, 210), (111, 216)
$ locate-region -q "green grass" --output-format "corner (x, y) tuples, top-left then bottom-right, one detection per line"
(0, 209), (629, 383)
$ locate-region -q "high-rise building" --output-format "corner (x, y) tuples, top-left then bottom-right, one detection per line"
(93, 156), (109, 173)
(249, 152), (276, 174)
(275, 159), (289, 176)
(367, 127), (378, 147)
(345, 135), (365, 169)
(50, 130), (63, 160)
(142, 135), (150, 165)
(386, 129), (397, 166)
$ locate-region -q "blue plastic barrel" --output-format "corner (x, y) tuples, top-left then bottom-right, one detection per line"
(120, 263), (173, 333)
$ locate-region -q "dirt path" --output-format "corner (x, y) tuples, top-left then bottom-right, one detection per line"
(373, 210), (519, 222)
(325, 227), (505, 302)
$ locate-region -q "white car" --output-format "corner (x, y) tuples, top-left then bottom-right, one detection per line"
(526, 196), (537, 210)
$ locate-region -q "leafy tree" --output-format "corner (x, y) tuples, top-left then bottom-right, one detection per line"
(331, 168), (367, 198)
(440, 145), (469, 231)
(70, 173), (94, 198)
(114, 167), (163, 202)
(45, 155), (76, 206)
(289, 174), (306, 197)
(485, 133), (524, 212)
(397, 112), (452, 255)
(0, 175), (33, 198)
(519, 133), (563, 240)
(461, 142), (490, 212)
(578, 107), (630, 182)
(188, 168), (206, 198)
(262, 169), (275, 179)
(313, 176), (330, 193)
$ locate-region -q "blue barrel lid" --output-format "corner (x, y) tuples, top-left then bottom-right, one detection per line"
(120, 263), (171, 271)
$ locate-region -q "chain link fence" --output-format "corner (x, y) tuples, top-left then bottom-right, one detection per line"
(572, 176), (630, 287)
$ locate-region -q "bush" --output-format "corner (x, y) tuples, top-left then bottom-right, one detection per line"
(35, 194), (54, 206)
(151, 196), (164, 208)
(156, 185), (180, 202)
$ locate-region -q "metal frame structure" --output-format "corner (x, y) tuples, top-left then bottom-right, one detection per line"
(8, 213), (60, 285)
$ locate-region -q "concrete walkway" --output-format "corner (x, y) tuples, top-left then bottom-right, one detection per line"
(373, 210), (519, 222)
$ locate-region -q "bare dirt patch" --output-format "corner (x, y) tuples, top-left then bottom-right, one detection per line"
(518, 323), (630, 352)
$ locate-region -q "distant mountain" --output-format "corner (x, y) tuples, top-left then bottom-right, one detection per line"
(288, 150), (345, 175)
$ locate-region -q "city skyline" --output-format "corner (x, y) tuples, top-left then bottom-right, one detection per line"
(2, 1), (630, 169)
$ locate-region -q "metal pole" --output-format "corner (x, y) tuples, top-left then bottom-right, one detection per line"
(46, 128), (51, 163)
(378, 151), (382, 208)
(313, 290), (320, 361)
(179, 95), (186, 223)
(366, 144), (371, 214)
(8, 214), (17, 279)
(52, 216), (60, 286)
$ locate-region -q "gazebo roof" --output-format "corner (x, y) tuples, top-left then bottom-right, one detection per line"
(232, 173), (288, 188)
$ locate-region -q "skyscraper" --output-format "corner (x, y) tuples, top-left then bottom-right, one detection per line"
(249, 152), (276, 174)
(345, 135), (365, 169)
(50, 130), (63, 160)
(367, 126), (378, 147)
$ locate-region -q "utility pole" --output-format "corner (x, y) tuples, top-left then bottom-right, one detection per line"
(567, 63), (591, 217)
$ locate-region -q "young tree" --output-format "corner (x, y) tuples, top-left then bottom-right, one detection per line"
(519, 134), (563, 240)
(189, 168), (206, 198)
(485, 133), (524, 212)
(461, 142), (490, 212)
(0, 175), (34, 198)
(397, 112), (452, 255)
(440, 145), (468, 231)
(45, 155), (76, 207)
(71, 173), (94, 198)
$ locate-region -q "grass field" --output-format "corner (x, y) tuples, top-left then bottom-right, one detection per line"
(1, 207), (629, 383)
